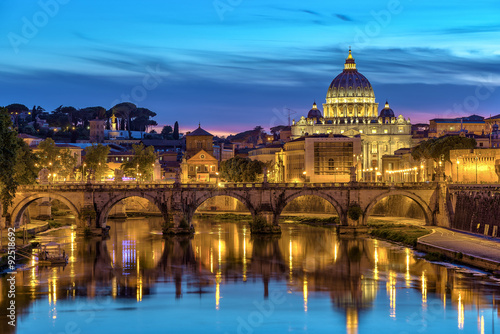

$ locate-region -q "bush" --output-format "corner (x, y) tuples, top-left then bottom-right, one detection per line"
(348, 204), (363, 221)
(179, 218), (189, 229)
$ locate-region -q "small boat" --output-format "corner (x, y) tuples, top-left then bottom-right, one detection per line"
(36, 242), (68, 266)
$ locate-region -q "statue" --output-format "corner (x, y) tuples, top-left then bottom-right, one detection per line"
(38, 168), (49, 184)
(114, 169), (124, 182)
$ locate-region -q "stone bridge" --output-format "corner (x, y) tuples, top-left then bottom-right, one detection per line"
(7, 181), (500, 232)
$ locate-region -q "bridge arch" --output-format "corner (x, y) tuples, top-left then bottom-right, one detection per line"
(97, 193), (163, 228)
(362, 190), (433, 226)
(187, 190), (256, 223)
(10, 193), (80, 228)
(279, 190), (345, 224)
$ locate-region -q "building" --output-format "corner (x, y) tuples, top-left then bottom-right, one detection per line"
(18, 133), (43, 147)
(429, 115), (487, 137)
(89, 119), (106, 143)
(181, 125), (219, 182)
(185, 125), (214, 159)
(450, 148), (500, 183)
(181, 149), (219, 182)
(281, 134), (361, 183)
(291, 49), (412, 170)
(485, 114), (500, 132)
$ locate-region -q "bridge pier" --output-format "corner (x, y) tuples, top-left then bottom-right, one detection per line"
(250, 211), (282, 234)
(162, 210), (194, 235)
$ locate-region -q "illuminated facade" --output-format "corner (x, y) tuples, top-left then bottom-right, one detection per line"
(282, 134), (361, 183)
(291, 50), (412, 170)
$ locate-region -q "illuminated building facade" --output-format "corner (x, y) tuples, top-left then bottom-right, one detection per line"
(181, 125), (219, 182)
(282, 134), (361, 183)
(429, 115), (487, 137)
(291, 50), (412, 170)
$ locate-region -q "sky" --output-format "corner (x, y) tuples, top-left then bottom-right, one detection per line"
(0, 0), (499, 136)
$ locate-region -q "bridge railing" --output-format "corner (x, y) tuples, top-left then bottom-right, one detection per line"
(18, 180), (442, 191)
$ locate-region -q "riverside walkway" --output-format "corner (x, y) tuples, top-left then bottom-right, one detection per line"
(417, 227), (500, 271)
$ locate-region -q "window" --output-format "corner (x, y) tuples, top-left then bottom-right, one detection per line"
(384, 129), (388, 134)
(328, 158), (335, 170)
(371, 129), (377, 134)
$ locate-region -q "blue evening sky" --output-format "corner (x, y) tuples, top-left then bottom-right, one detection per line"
(0, 0), (499, 135)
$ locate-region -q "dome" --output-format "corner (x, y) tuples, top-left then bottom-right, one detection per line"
(379, 101), (395, 118)
(327, 49), (375, 99)
(307, 102), (322, 119)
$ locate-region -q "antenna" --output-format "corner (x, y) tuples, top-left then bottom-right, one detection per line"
(284, 107), (297, 126)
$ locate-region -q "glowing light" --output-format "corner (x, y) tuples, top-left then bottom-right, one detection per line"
(289, 239), (293, 282)
(458, 292), (464, 330)
(421, 271), (427, 306)
(334, 242), (338, 262)
(374, 242), (379, 281)
(243, 228), (247, 282)
(387, 271), (396, 318)
(405, 248), (411, 288)
(303, 274), (308, 313)
(216, 271), (221, 310)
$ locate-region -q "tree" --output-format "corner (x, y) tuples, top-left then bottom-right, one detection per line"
(36, 138), (77, 181)
(219, 156), (265, 182)
(161, 125), (173, 139)
(121, 144), (157, 181)
(5, 103), (29, 128)
(130, 107), (157, 133)
(84, 144), (111, 181)
(411, 135), (477, 163)
(0, 108), (38, 216)
(173, 121), (179, 140)
(110, 102), (136, 138)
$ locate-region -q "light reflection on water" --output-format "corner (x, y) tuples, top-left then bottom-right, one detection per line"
(0, 217), (499, 334)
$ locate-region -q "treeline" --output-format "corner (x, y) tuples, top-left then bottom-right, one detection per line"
(3, 101), (180, 141)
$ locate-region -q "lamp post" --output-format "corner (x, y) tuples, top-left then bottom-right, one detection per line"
(152, 163), (155, 182)
(302, 171), (307, 183)
(456, 159), (460, 183)
(82, 163), (86, 182)
(136, 164), (139, 183)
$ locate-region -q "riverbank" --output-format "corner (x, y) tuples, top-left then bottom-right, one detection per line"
(367, 218), (430, 247)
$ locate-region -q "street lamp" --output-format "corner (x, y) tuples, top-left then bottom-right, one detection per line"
(82, 163), (86, 182)
(152, 163), (155, 182)
(302, 171), (307, 183)
(456, 159), (460, 183)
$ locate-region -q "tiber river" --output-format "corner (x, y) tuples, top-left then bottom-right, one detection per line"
(1, 217), (499, 334)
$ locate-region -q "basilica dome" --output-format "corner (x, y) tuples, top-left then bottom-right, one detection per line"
(307, 102), (322, 119)
(326, 49), (375, 100)
(379, 101), (395, 118)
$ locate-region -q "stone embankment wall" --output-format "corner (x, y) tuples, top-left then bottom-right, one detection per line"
(452, 192), (500, 237)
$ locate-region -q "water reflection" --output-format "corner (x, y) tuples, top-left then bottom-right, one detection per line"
(0, 217), (499, 334)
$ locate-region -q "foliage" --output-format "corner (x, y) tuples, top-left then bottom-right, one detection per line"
(0, 109), (22, 215)
(84, 144), (111, 181)
(411, 135), (476, 163)
(161, 125), (173, 139)
(110, 102), (136, 137)
(173, 121), (179, 140)
(219, 156), (265, 182)
(179, 218), (189, 229)
(130, 107), (157, 132)
(368, 222), (430, 247)
(121, 143), (157, 181)
(249, 215), (269, 230)
(14, 141), (39, 185)
(347, 204), (363, 221)
(36, 138), (77, 180)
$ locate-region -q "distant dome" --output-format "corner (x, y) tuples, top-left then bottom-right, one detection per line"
(379, 101), (395, 118)
(307, 102), (322, 119)
(326, 49), (375, 100)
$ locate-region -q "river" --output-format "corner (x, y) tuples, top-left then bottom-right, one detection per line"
(1, 217), (499, 334)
